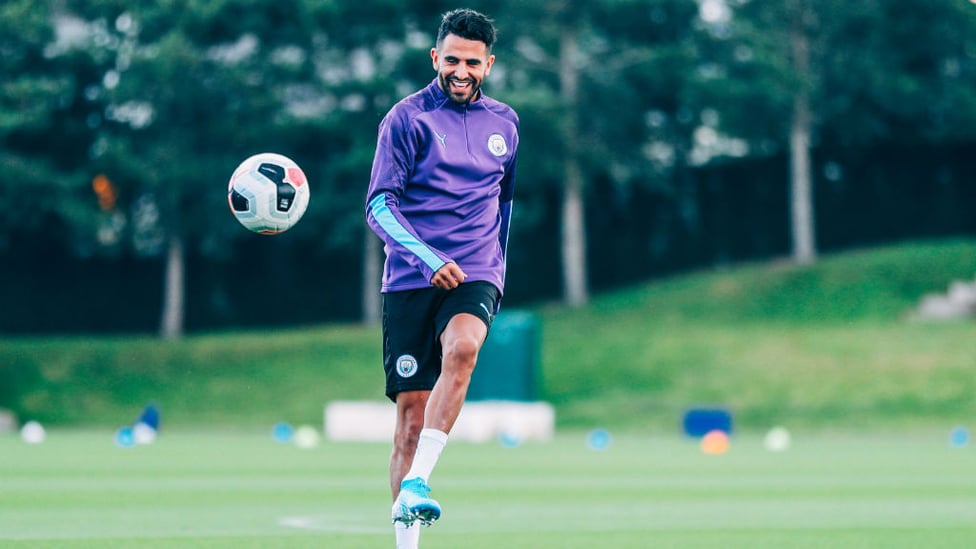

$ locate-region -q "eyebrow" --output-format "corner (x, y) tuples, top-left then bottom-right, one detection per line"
(444, 56), (482, 65)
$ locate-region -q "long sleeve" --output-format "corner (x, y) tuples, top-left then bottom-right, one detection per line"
(367, 191), (450, 284)
(364, 80), (518, 294)
(365, 108), (451, 284)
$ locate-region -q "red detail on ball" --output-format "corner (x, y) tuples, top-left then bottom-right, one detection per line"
(287, 167), (307, 187)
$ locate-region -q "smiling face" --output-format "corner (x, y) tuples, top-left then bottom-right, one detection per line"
(431, 33), (494, 105)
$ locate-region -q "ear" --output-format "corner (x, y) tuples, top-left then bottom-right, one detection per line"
(431, 48), (438, 71)
(484, 54), (495, 76)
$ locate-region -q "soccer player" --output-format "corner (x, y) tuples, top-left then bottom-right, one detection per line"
(364, 8), (519, 549)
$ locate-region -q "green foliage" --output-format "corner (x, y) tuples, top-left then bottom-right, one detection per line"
(5, 0), (976, 242)
(1, 240), (974, 430)
(3, 1), (976, 332)
(718, 0), (976, 146)
(0, 1), (92, 243)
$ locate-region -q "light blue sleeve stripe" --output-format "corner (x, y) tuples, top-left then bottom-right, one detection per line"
(369, 194), (445, 272)
(499, 201), (512, 263)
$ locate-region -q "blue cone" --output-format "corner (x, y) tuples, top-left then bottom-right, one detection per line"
(272, 422), (294, 443)
(137, 403), (161, 431)
(949, 426), (970, 448)
(115, 426), (136, 448)
(586, 428), (612, 451)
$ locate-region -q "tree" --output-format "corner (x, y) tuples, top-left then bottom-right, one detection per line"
(62, 0), (334, 337)
(10, 0), (976, 334)
(555, 6), (588, 307)
(0, 1), (97, 253)
(300, 2), (452, 325)
(695, 0), (821, 264)
(490, 0), (706, 306)
(48, 0), (460, 333)
(712, 0), (976, 264)
(787, 0), (816, 264)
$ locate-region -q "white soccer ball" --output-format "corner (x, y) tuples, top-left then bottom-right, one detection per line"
(293, 425), (321, 449)
(763, 426), (792, 452)
(228, 152), (310, 234)
(20, 420), (46, 444)
(133, 422), (158, 445)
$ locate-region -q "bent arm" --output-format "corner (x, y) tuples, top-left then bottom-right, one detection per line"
(366, 191), (450, 283)
(365, 110), (451, 284)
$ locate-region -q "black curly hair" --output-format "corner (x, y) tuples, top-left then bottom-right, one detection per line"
(436, 8), (496, 53)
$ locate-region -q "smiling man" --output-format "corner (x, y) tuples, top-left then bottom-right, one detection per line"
(364, 8), (520, 549)
(435, 31), (492, 104)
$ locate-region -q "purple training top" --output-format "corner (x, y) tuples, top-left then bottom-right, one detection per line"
(365, 78), (519, 300)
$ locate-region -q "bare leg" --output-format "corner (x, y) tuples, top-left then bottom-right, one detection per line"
(391, 390), (429, 498)
(424, 313), (488, 433)
(391, 313), (488, 538)
(395, 313), (489, 486)
(392, 393), (427, 546)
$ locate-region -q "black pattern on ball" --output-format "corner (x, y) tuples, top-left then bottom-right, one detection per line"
(258, 162), (297, 212)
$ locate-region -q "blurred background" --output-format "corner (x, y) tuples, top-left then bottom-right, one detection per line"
(4, 0), (975, 335)
(2, 0), (976, 430)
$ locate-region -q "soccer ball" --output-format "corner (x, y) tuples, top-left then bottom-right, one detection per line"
(228, 152), (310, 234)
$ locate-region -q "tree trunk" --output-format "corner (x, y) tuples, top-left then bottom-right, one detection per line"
(789, 5), (816, 265)
(559, 25), (588, 307)
(361, 227), (381, 326)
(159, 234), (185, 339)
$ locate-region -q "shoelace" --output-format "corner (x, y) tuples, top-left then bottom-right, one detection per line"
(407, 481), (431, 497)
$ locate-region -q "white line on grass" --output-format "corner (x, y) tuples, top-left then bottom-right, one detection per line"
(278, 515), (389, 535)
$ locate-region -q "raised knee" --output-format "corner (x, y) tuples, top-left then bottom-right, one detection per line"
(443, 336), (480, 368)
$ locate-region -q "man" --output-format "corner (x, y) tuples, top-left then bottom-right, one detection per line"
(364, 7), (519, 548)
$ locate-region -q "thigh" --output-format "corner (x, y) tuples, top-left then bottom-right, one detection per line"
(433, 281), (500, 338)
(439, 312), (489, 352)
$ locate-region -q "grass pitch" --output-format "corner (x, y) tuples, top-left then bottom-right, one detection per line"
(2, 428), (974, 548)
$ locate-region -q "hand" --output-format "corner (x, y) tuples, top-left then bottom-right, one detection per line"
(431, 262), (466, 290)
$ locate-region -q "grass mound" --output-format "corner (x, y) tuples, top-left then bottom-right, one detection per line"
(2, 238), (975, 430)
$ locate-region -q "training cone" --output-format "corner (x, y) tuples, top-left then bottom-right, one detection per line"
(700, 429), (730, 455)
(137, 403), (161, 431)
(272, 422), (294, 443)
(586, 428), (612, 451)
(115, 426), (136, 448)
(499, 430), (523, 448)
(949, 426), (970, 448)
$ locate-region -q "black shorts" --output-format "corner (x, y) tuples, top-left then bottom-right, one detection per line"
(381, 281), (500, 401)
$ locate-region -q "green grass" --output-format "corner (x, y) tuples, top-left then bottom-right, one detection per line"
(539, 238), (976, 430)
(3, 240), (976, 547)
(1, 429), (974, 547)
(1, 238), (976, 430)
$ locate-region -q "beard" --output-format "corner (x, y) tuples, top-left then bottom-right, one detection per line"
(439, 74), (481, 104)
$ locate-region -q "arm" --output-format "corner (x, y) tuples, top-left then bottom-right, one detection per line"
(498, 200), (512, 267)
(494, 144), (518, 313)
(365, 110), (453, 284)
(497, 146), (518, 262)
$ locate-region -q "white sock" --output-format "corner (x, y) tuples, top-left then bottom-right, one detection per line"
(404, 428), (448, 483)
(395, 520), (420, 549)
